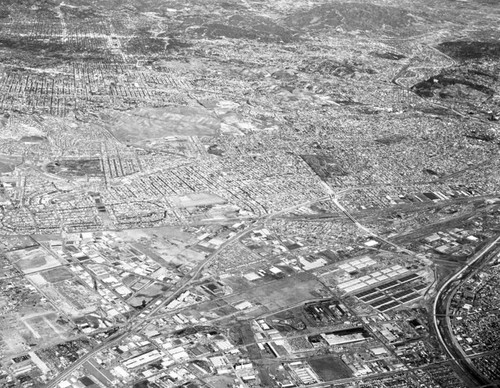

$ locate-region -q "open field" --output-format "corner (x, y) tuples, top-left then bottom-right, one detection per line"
(40, 267), (73, 283)
(115, 227), (205, 268)
(169, 192), (227, 208)
(223, 273), (332, 311)
(0, 153), (22, 173)
(309, 355), (353, 381)
(104, 106), (220, 142)
(6, 246), (63, 274)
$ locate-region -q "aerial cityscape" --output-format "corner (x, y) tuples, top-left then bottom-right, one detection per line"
(0, 0), (499, 387)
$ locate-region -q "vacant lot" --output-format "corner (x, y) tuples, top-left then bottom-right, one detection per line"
(0, 153), (22, 173)
(309, 356), (353, 381)
(224, 272), (331, 311)
(7, 246), (62, 274)
(169, 192), (226, 208)
(41, 267), (73, 283)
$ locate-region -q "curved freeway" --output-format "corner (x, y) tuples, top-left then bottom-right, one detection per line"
(433, 235), (500, 388)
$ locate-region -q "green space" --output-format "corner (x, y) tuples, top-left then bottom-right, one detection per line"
(308, 356), (353, 381)
(41, 267), (73, 283)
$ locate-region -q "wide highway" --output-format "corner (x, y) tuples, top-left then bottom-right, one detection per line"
(433, 234), (500, 388)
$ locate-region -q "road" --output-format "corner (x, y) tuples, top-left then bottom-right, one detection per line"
(433, 234), (500, 388)
(44, 186), (494, 387)
(44, 220), (259, 388)
(331, 195), (417, 256)
(44, 194), (327, 387)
